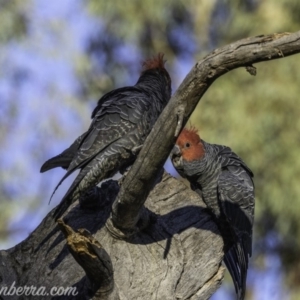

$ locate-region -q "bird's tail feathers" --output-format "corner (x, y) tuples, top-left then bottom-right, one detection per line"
(52, 155), (104, 220)
(48, 148), (101, 206)
(48, 168), (77, 206)
(224, 242), (248, 300)
(51, 168), (90, 220)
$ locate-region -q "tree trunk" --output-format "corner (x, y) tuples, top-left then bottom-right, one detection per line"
(0, 173), (224, 300)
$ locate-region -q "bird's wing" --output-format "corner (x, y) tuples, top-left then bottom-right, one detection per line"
(218, 166), (255, 299)
(49, 87), (151, 202)
(41, 87), (141, 173)
(216, 145), (254, 178)
(91, 86), (137, 118)
(68, 87), (149, 172)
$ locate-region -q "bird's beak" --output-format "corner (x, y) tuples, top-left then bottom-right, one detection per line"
(171, 144), (181, 157)
(170, 145), (182, 168)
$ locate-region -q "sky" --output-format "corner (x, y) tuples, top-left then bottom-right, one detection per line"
(0, 0), (94, 248)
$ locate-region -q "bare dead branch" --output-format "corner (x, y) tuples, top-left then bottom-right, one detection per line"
(57, 219), (114, 296)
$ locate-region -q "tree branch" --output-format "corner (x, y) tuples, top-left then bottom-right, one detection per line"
(110, 31), (300, 234)
(57, 219), (114, 297)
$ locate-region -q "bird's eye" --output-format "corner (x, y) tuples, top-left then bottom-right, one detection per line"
(185, 142), (190, 148)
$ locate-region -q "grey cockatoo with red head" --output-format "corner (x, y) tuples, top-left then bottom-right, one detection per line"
(171, 127), (255, 300)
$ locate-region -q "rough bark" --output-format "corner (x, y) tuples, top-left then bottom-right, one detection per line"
(1, 31), (300, 300)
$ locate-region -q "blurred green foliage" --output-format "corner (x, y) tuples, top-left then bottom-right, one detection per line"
(1, 0), (300, 298)
(0, 0), (28, 42)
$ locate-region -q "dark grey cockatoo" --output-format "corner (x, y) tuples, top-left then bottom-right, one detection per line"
(41, 53), (172, 219)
